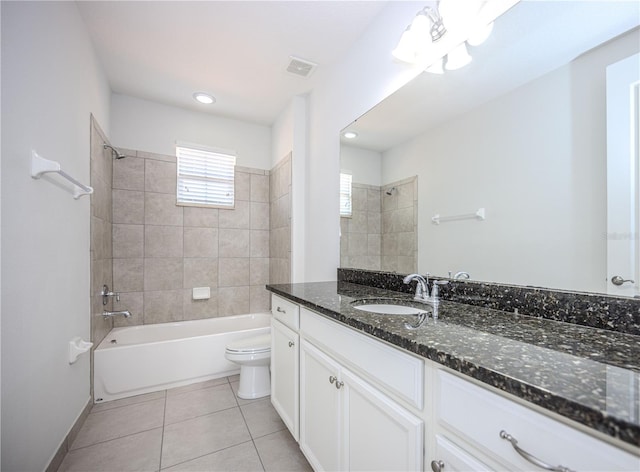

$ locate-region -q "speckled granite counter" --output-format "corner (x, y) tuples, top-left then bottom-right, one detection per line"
(266, 281), (640, 449)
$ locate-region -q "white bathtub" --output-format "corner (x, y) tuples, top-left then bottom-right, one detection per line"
(94, 313), (271, 403)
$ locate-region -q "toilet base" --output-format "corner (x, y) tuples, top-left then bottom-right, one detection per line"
(237, 365), (271, 399)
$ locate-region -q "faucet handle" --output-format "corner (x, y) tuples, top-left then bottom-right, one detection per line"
(432, 280), (449, 298)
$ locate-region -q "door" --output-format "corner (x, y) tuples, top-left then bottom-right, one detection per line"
(342, 368), (423, 472)
(271, 319), (299, 441)
(607, 52), (640, 296)
(300, 340), (342, 471)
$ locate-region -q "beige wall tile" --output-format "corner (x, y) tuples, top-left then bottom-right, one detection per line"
(397, 232), (415, 257)
(367, 211), (381, 234)
(183, 289), (218, 320)
(184, 207), (218, 227)
(393, 207), (415, 233)
(250, 202), (270, 230)
(367, 189), (381, 212)
(113, 189), (144, 224)
(269, 258), (290, 285)
(250, 230), (269, 258)
(184, 227), (218, 258)
(113, 156), (144, 191)
(235, 171), (251, 201)
(218, 258), (250, 287)
(145, 159), (177, 194)
(269, 226), (290, 259)
(138, 151), (176, 163)
(144, 290), (183, 323)
(347, 233), (368, 257)
(249, 258), (269, 286)
(218, 287), (250, 316)
(349, 211), (367, 234)
(219, 200), (250, 229)
(249, 286), (270, 313)
(113, 258), (144, 292)
(250, 174), (269, 202)
(145, 192), (182, 226)
(368, 234), (381, 256)
(113, 224), (144, 259)
(219, 229), (250, 258)
(144, 258), (183, 291)
(91, 216), (110, 261)
(92, 175), (112, 222)
(145, 225), (183, 258)
(184, 258), (218, 288)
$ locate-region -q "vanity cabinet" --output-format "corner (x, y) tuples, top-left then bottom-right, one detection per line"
(300, 308), (424, 472)
(434, 370), (640, 472)
(270, 295), (300, 441)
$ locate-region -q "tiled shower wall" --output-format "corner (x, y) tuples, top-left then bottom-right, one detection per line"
(269, 153), (292, 284)
(110, 148), (271, 326)
(341, 176), (417, 274)
(340, 182), (382, 271)
(90, 116), (114, 346)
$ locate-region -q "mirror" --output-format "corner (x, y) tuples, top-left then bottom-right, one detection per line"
(340, 1), (640, 297)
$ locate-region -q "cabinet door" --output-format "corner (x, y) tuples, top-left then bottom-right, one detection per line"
(342, 368), (423, 472)
(300, 340), (342, 472)
(271, 319), (299, 441)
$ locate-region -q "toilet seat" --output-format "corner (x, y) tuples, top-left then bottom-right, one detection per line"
(225, 334), (271, 354)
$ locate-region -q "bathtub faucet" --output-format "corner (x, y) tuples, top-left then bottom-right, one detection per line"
(103, 310), (131, 319)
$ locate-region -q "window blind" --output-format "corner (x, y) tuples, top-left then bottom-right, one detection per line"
(176, 145), (236, 207)
(340, 172), (352, 217)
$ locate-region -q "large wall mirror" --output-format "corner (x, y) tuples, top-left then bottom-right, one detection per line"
(340, 1), (640, 298)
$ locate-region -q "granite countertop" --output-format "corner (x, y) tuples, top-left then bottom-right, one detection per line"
(266, 281), (640, 449)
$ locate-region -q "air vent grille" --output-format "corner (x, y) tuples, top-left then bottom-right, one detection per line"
(286, 56), (317, 78)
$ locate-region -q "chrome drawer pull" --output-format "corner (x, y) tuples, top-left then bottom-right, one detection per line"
(430, 460), (445, 472)
(499, 431), (574, 472)
(276, 306), (286, 313)
(288, 341), (295, 347)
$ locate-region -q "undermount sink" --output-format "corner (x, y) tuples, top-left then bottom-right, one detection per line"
(352, 303), (429, 316)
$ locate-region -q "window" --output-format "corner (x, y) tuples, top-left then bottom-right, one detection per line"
(176, 144), (236, 208)
(340, 172), (352, 217)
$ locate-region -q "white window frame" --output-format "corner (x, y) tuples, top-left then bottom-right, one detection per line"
(176, 143), (236, 209)
(340, 171), (352, 218)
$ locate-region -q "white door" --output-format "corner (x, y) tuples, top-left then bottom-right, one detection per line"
(342, 368), (423, 472)
(300, 340), (342, 472)
(607, 52), (640, 296)
(271, 319), (299, 441)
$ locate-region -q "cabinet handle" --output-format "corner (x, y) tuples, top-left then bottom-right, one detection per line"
(335, 380), (344, 389)
(329, 375), (337, 384)
(430, 460), (445, 472)
(276, 306), (286, 313)
(499, 431), (574, 472)
(288, 341), (295, 347)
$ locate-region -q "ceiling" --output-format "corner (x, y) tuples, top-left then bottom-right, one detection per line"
(77, 1), (389, 125)
(342, 1), (640, 152)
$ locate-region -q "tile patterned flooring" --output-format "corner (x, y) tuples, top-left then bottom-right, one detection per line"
(59, 376), (312, 471)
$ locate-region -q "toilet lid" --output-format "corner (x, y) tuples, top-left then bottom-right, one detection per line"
(226, 333), (271, 354)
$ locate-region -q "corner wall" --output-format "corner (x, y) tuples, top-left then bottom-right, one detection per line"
(1, 2), (110, 470)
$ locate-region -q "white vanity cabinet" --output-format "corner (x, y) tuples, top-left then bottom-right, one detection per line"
(299, 308), (424, 472)
(270, 295), (300, 441)
(434, 370), (640, 472)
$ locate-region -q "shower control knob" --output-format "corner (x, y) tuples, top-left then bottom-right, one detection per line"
(611, 275), (635, 286)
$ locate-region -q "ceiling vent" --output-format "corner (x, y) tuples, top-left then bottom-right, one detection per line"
(286, 56), (317, 78)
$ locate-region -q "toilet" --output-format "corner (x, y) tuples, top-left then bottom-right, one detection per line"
(225, 333), (271, 399)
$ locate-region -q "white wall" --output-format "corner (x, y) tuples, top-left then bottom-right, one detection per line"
(382, 28), (640, 293)
(302, 1), (426, 281)
(111, 94), (271, 170)
(1, 2), (111, 470)
(340, 145), (382, 186)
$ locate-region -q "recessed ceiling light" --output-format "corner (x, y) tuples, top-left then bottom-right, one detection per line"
(193, 92), (215, 105)
(343, 131), (358, 139)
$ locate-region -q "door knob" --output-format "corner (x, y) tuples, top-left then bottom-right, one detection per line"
(611, 275), (635, 286)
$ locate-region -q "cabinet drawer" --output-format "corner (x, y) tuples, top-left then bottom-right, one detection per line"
(271, 294), (299, 331)
(432, 435), (491, 472)
(437, 370), (639, 471)
(301, 307), (423, 410)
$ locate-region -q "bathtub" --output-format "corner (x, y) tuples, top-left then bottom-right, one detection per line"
(94, 313), (271, 403)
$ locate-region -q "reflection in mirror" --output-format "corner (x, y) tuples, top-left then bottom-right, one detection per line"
(340, 1), (640, 297)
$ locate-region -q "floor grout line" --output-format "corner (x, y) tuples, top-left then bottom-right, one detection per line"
(158, 388), (168, 471)
(157, 439), (257, 471)
(236, 399), (267, 472)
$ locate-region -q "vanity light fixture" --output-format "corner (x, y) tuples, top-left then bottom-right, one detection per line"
(393, 0), (518, 74)
(343, 131), (358, 139)
(193, 92), (216, 105)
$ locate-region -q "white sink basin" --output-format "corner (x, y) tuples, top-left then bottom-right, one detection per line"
(352, 304), (429, 315)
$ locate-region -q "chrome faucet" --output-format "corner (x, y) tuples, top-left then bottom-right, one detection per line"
(103, 310), (131, 319)
(453, 271), (470, 280)
(403, 273), (429, 301)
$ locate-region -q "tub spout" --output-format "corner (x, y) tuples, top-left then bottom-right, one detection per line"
(103, 310), (131, 319)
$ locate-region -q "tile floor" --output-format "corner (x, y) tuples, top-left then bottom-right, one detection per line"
(59, 375), (312, 471)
